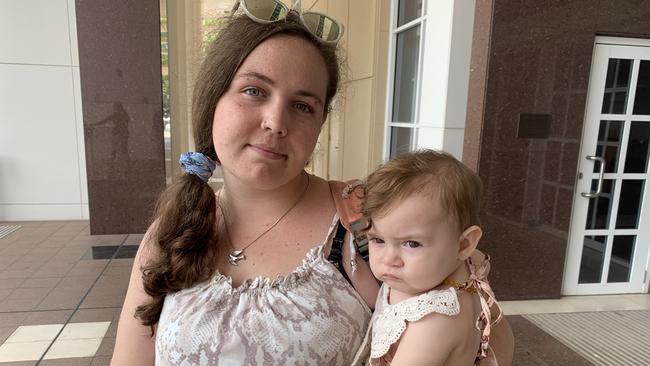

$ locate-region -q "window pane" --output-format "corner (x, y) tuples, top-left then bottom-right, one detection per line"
(615, 180), (645, 229)
(594, 120), (622, 173)
(392, 26), (420, 123)
(601, 59), (632, 114)
(585, 180), (615, 230)
(389, 127), (413, 157)
(607, 236), (635, 283)
(397, 0), (422, 27)
(633, 60), (650, 115)
(624, 122), (650, 173)
(578, 235), (607, 284)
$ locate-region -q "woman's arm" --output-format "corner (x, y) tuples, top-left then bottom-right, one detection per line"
(488, 304), (514, 366)
(110, 225), (158, 366)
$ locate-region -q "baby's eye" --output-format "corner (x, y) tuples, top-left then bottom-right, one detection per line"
(243, 87), (263, 97)
(293, 102), (314, 114)
(403, 240), (421, 248)
(368, 237), (384, 244)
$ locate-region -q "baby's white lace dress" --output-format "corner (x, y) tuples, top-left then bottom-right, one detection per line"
(370, 283), (460, 360)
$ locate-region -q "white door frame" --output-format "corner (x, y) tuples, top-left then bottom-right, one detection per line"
(563, 36), (650, 295)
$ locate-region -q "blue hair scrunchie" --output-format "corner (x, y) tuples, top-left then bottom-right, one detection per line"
(179, 152), (217, 183)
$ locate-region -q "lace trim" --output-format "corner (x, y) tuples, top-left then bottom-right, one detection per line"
(370, 286), (460, 359)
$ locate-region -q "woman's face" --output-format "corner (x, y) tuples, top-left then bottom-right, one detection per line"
(212, 34), (329, 189)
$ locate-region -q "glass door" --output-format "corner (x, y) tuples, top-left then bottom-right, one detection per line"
(563, 38), (650, 295)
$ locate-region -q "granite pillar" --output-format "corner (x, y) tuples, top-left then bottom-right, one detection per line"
(76, 0), (166, 234)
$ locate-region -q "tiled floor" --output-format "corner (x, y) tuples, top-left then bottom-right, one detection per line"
(0, 220), (649, 365)
(0, 221), (135, 365)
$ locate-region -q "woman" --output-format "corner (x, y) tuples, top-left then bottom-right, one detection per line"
(111, 3), (513, 365)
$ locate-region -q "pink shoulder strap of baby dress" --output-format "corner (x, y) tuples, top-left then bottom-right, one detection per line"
(455, 255), (503, 363)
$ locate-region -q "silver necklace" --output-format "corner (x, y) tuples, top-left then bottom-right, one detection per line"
(217, 172), (310, 266)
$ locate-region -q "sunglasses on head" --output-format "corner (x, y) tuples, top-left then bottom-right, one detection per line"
(232, 0), (344, 44)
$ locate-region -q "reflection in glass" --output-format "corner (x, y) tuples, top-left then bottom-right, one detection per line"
(585, 180), (615, 230)
(392, 26), (420, 123)
(160, 0), (172, 186)
(594, 120), (622, 173)
(390, 127), (413, 157)
(607, 236), (635, 283)
(633, 60), (650, 115)
(615, 180), (645, 229)
(624, 122), (650, 173)
(578, 236), (607, 284)
(601, 59), (632, 114)
(397, 0), (422, 27)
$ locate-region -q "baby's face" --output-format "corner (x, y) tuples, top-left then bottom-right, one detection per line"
(367, 192), (462, 296)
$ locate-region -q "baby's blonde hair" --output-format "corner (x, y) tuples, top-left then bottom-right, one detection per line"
(362, 150), (483, 232)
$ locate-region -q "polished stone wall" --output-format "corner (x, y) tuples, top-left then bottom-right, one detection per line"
(76, 0), (166, 234)
(466, 0), (650, 299)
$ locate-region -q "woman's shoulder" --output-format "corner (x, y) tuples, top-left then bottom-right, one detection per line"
(135, 220), (162, 268)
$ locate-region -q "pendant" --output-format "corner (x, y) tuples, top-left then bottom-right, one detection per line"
(228, 250), (246, 266)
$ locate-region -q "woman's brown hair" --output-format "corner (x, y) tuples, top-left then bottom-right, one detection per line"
(362, 150), (483, 233)
(135, 12), (341, 330)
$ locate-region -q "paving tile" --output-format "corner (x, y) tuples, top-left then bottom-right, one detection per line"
(66, 262), (108, 278)
(69, 308), (120, 323)
(80, 246), (119, 261)
(56, 277), (98, 290)
(5, 324), (63, 343)
(0, 361), (37, 366)
(0, 340), (49, 362)
(0, 290), (12, 302)
(37, 240), (69, 249)
(0, 326), (18, 345)
(19, 278), (61, 289)
(107, 258), (134, 268)
(58, 322), (110, 340)
(0, 313), (29, 328)
(0, 270), (35, 280)
(31, 265), (71, 278)
(51, 247), (89, 263)
(90, 356), (111, 366)
(0, 298), (40, 312)
(39, 357), (93, 365)
(104, 319), (119, 338)
(0, 256), (23, 269)
(6, 288), (51, 302)
(114, 245), (138, 259)
(43, 338), (103, 359)
(80, 289), (127, 309)
(94, 337), (115, 357)
(36, 288), (88, 311)
(23, 310), (73, 326)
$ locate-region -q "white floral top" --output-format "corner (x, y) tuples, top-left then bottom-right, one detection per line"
(155, 216), (372, 366)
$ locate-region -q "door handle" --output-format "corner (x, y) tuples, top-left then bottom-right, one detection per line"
(581, 155), (606, 198)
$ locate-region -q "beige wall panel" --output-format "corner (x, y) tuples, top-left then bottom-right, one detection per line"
(347, 0), (375, 79)
(341, 78), (373, 180)
(368, 28), (390, 169)
(378, 0), (390, 32)
(324, 1), (349, 180)
(303, 0), (327, 13)
(327, 98), (345, 180)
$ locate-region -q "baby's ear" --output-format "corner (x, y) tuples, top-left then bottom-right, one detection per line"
(457, 225), (482, 261)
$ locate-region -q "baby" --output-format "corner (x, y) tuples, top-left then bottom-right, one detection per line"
(363, 150), (502, 365)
